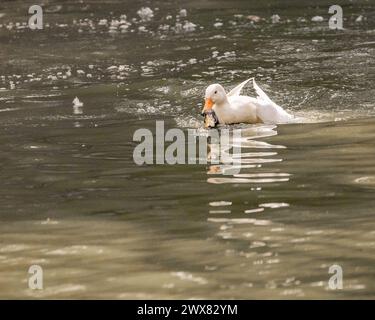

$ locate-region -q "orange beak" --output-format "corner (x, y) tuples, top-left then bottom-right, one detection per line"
(203, 98), (214, 113)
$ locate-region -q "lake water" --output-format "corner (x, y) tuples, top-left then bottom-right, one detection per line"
(0, 0), (374, 299)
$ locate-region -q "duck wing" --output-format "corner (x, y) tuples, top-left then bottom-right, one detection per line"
(253, 79), (293, 124)
(253, 78), (274, 105)
(227, 78), (253, 97)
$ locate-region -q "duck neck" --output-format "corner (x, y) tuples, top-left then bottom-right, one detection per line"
(213, 96), (231, 124)
(215, 96), (230, 109)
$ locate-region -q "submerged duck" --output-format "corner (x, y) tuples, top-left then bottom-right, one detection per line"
(202, 78), (293, 126)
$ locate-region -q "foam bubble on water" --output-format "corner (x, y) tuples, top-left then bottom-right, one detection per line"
(355, 15), (364, 23)
(182, 21), (196, 32)
(40, 218), (59, 225)
(244, 208), (265, 214)
(138, 26), (147, 33)
(311, 281), (325, 287)
(0, 107), (20, 112)
(271, 14), (280, 24)
(137, 7), (154, 22)
(281, 288), (305, 297)
(179, 9), (187, 18)
(28, 284), (87, 297)
(210, 210), (231, 214)
(247, 15), (262, 23)
(217, 231), (233, 239)
(171, 271), (208, 285)
(355, 176), (375, 186)
(259, 203), (289, 209)
(209, 201), (232, 207)
(46, 245), (89, 255)
(208, 218), (271, 225)
(250, 241), (267, 248)
(72, 97), (83, 107)
(0, 244), (30, 253)
(311, 16), (324, 22)
(346, 283), (366, 290)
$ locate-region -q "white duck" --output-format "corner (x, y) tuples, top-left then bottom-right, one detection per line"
(202, 78), (293, 125)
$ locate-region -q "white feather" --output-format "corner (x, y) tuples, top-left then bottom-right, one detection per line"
(252, 79), (293, 124)
(227, 78), (253, 97)
(205, 78), (294, 125)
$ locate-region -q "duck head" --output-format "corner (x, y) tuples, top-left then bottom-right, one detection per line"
(202, 84), (227, 114)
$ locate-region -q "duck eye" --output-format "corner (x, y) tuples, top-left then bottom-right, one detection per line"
(214, 90), (217, 94)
